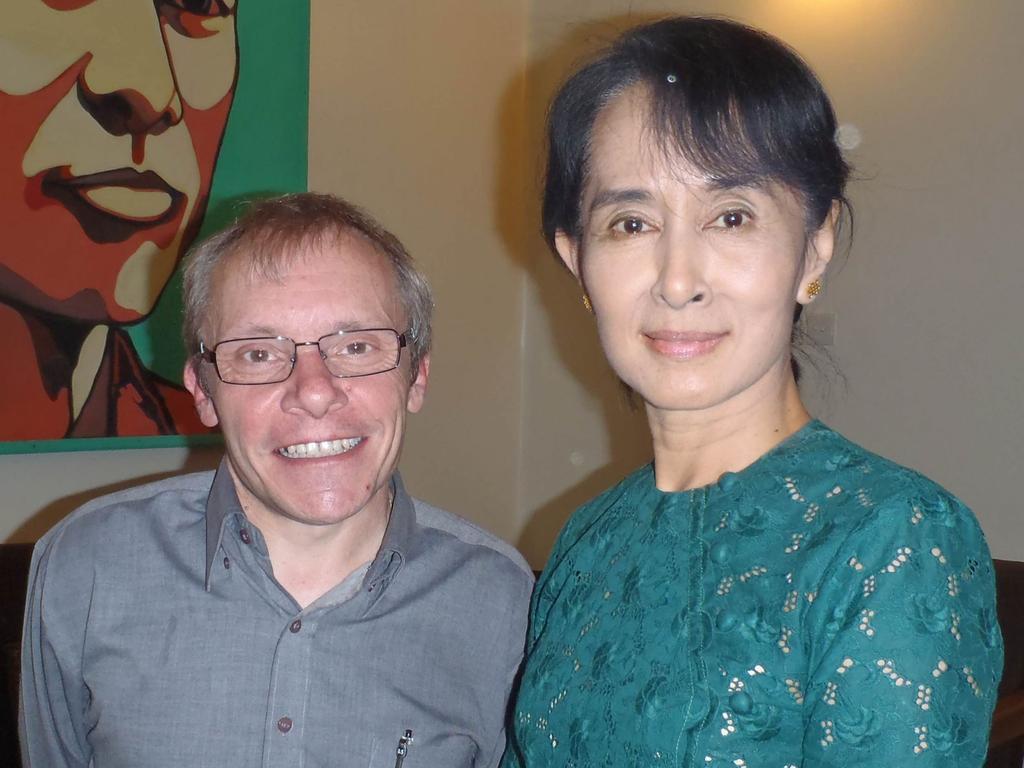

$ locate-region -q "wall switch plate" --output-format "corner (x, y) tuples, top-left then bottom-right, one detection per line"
(805, 311), (837, 346)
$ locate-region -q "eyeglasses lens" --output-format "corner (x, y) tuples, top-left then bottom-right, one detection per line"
(212, 330), (402, 384)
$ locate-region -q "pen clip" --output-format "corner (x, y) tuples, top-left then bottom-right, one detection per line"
(394, 729), (413, 768)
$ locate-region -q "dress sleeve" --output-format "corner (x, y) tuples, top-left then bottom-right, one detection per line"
(801, 490), (1002, 766)
(19, 532), (93, 768)
(500, 506), (583, 768)
(520, 486), (617, 653)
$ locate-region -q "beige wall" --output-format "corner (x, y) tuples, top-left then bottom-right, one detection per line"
(306, 0), (531, 544)
(4, 1), (1022, 569)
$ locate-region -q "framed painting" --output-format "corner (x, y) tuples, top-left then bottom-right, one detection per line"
(0, 0), (309, 454)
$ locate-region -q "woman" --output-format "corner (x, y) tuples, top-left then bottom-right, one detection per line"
(504, 17), (1001, 768)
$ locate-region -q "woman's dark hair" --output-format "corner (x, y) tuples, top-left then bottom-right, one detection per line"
(542, 16), (851, 248)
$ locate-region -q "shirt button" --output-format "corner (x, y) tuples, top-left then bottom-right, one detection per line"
(289, 619), (302, 633)
(239, 529), (251, 545)
(223, 556), (231, 569)
(277, 716), (293, 733)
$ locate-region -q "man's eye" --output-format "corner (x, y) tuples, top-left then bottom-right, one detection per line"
(611, 217), (648, 235)
(342, 342), (374, 356)
(240, 348), (277, 365)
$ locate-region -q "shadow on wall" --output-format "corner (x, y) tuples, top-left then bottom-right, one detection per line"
(492, 14), (667, 566)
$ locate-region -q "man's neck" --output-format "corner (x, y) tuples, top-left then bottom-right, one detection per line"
(244, 486), (393, 610)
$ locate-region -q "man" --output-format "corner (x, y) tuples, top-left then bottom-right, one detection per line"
(1, 0), (238, 438)
(20, 193), (534, 767)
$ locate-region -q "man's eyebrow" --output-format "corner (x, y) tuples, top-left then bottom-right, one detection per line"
(331, 320), (391, 332)
(230, 325), (280, 338)
(223, 321), (393, 340)
(587, 188), (654, 214)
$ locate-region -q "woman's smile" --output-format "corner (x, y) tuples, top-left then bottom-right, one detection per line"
(642, 329), (727, 360)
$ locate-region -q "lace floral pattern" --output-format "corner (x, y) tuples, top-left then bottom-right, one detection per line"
(503, 422), (1002, 767)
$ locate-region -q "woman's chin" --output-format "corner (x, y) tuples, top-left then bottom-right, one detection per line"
(633, 380), (723, 414)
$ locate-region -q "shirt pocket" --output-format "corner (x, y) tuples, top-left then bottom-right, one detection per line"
(369, 730), (476, 768)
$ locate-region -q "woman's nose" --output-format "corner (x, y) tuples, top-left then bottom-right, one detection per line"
(653, 229), (710, 308)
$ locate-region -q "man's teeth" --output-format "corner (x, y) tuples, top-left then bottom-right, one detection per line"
(278, 438), (362, 459)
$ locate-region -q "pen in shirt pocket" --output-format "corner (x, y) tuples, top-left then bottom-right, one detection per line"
(394, 729), (413, 768)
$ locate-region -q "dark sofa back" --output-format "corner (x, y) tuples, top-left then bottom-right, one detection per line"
(0, 543), (33, 768)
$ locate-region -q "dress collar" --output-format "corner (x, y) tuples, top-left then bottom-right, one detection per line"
(644, 419), (829, 501)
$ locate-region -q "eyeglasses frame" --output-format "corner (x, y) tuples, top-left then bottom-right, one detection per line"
(198, 328), (409, 385)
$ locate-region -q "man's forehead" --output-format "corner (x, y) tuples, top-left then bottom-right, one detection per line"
(220, 231), (390, 285)
(202, 233), (404, 338)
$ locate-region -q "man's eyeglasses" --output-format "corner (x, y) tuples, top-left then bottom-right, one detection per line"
(199, 328), (408, 385)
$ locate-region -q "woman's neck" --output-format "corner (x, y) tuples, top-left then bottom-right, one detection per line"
(646, 367), (810, 492)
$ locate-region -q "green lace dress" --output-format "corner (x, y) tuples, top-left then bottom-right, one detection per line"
(504, 421), (1002, 767)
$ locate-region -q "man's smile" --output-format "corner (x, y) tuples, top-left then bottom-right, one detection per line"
(277, 437), (363, 459)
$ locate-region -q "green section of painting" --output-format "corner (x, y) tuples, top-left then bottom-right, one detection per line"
(129, 0), (310, 382)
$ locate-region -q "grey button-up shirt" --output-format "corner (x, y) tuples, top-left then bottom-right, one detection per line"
(21, 464), (533, 768)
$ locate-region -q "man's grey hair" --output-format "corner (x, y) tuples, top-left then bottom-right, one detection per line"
(182, 192), (433, 377)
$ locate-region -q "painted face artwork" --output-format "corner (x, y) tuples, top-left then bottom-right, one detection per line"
(0, 0), (239, 440)
(0, 0), (238, 321)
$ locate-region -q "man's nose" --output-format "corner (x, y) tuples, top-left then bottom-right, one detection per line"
(77, 9), (182, 137)
(281, 345), (349, 419)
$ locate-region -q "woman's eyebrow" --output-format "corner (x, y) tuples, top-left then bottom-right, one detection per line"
(705, 176), (770, 194)
(587, 188), (653, 214)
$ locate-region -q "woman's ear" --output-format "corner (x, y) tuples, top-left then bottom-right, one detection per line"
(554, 230), (582, 281)
(797, 201), (840, 304)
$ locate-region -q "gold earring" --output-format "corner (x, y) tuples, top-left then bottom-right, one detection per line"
(582, 293), (594, 313)
(806, 279), (822, 298)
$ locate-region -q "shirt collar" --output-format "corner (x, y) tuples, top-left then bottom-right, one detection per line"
(370, 471), (414, 580)
(204, 459), (416, 591)
(205, 459), (243, 591)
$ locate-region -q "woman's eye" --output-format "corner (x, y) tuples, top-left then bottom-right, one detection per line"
(714, 210), (749, 229)
(612, 217), (648, 235)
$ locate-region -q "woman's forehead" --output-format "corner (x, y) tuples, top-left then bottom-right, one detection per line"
(587, 85), (774, 192)
(582, 87), (806, 218)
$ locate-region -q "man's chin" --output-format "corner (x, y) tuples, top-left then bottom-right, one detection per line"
(277, 499), (372, 528)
